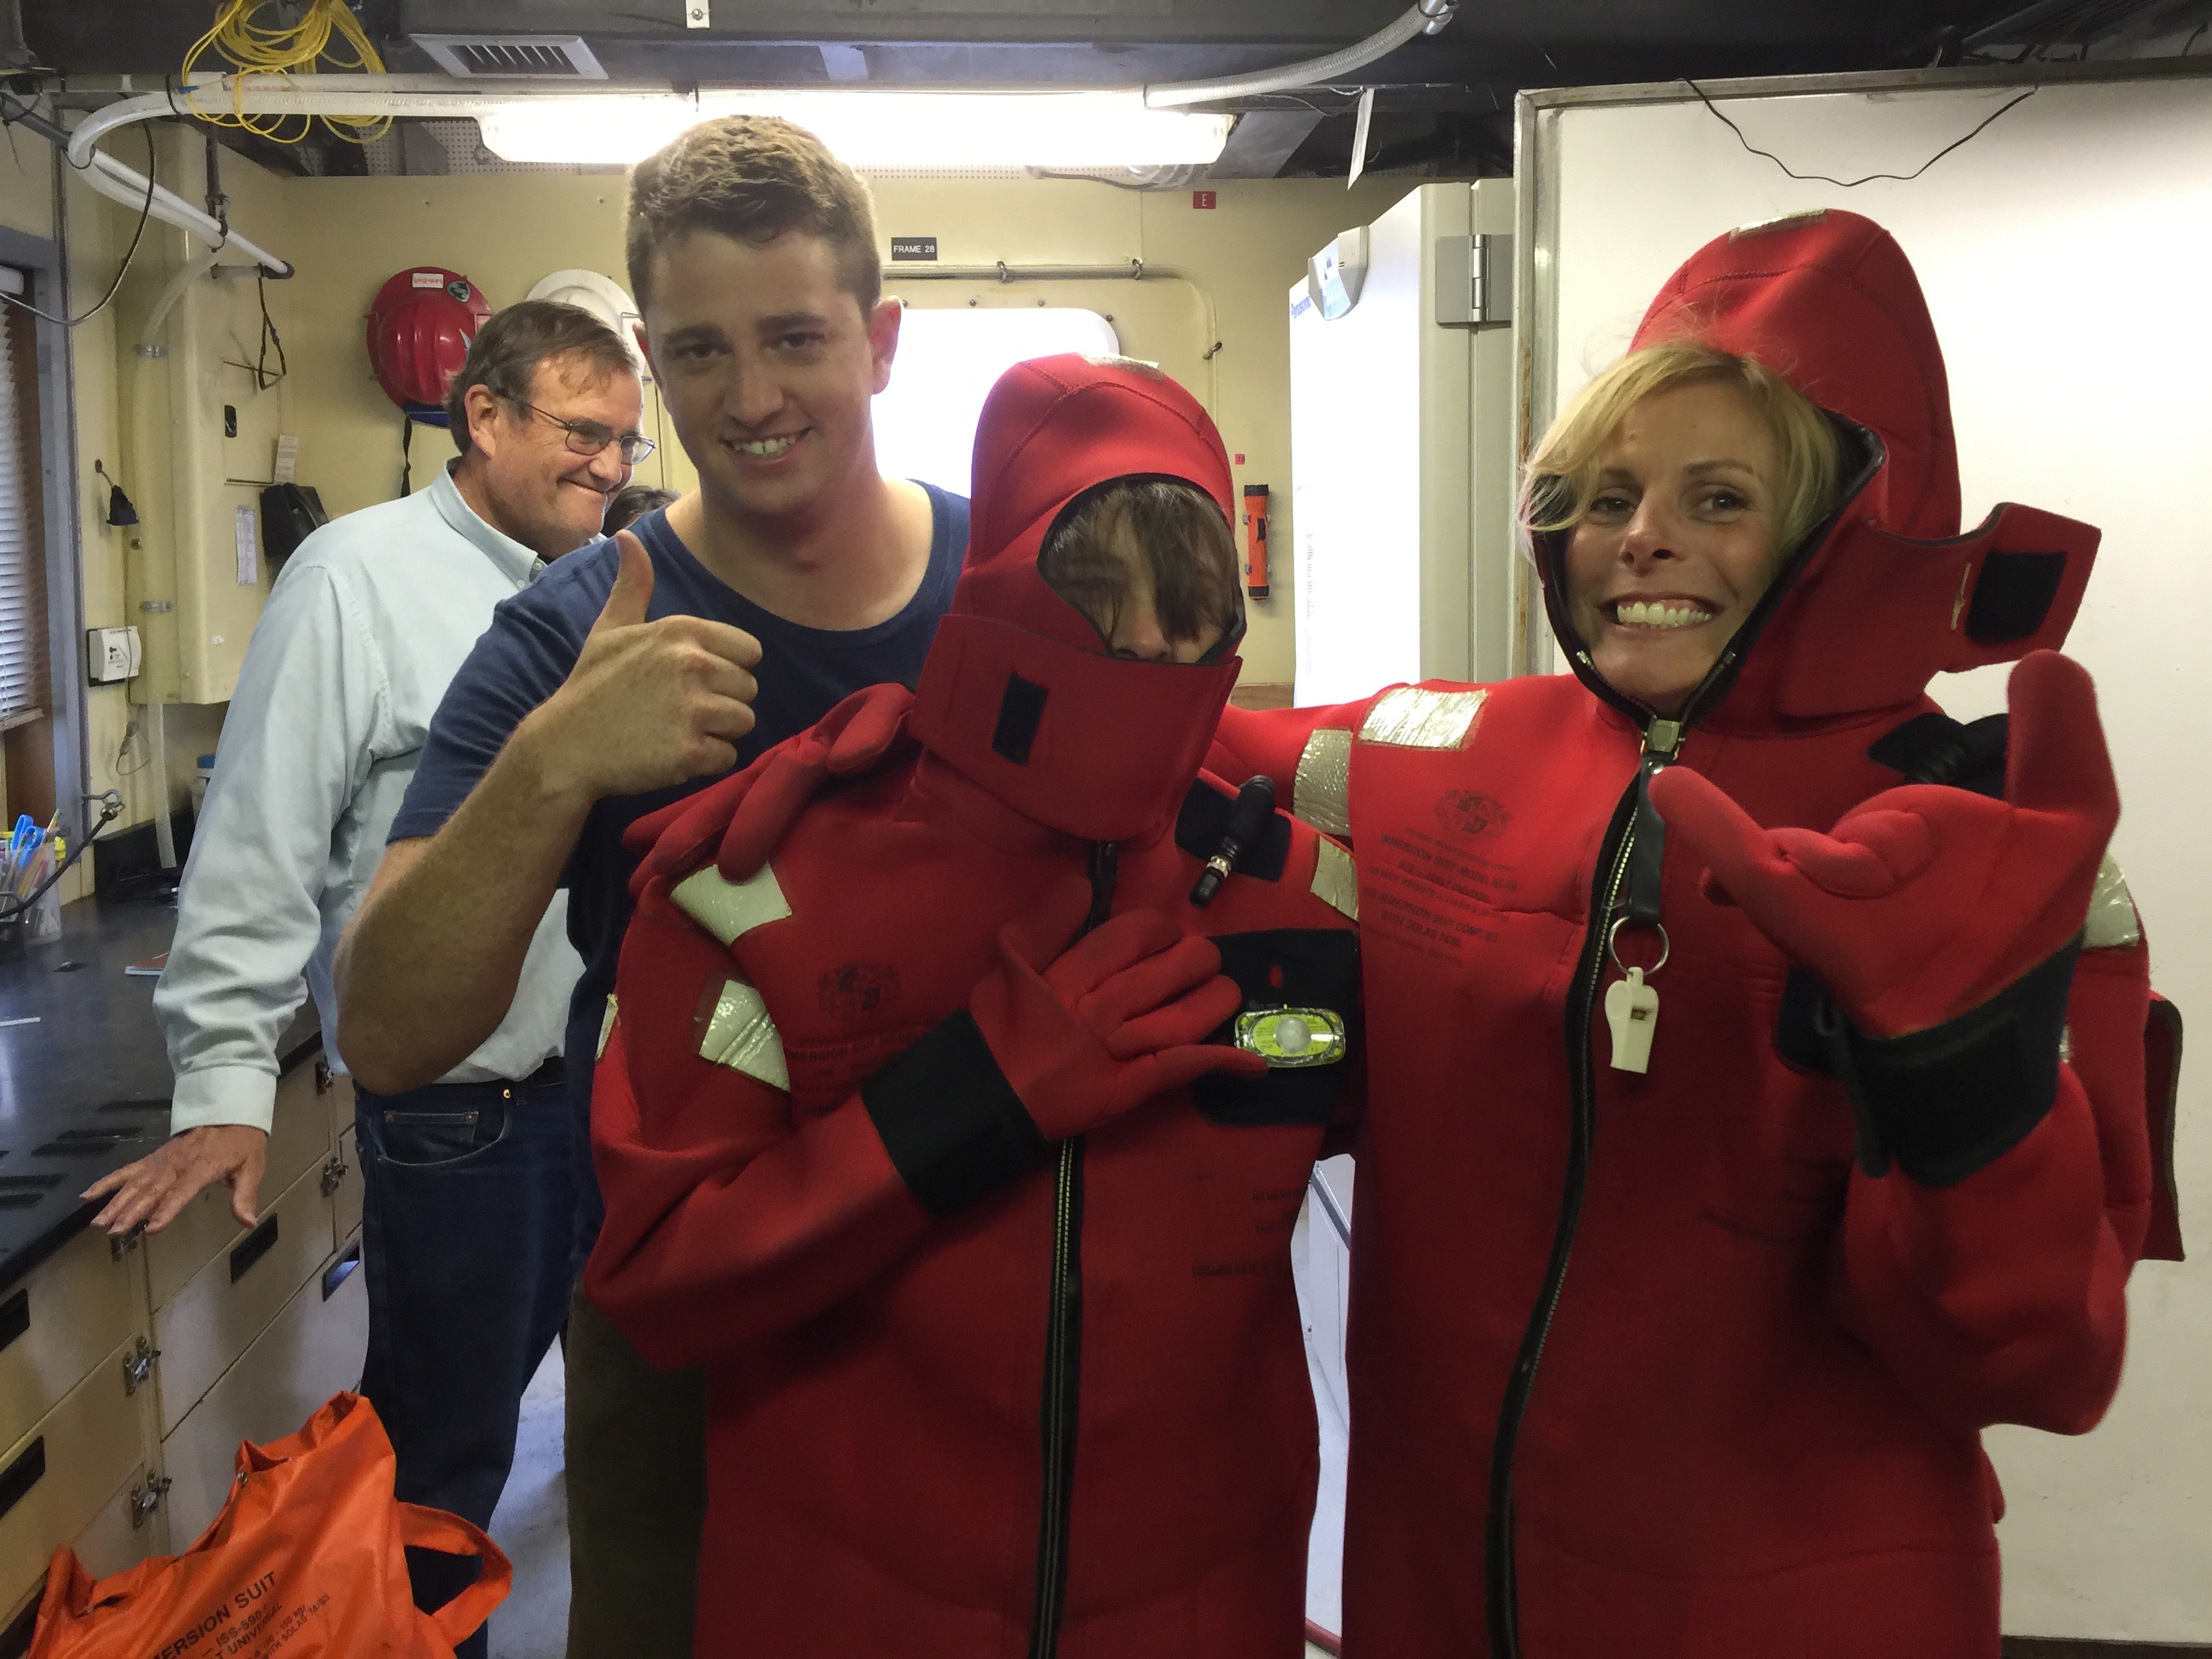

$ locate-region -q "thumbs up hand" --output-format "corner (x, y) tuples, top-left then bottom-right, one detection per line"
(516, 530), (765, 805)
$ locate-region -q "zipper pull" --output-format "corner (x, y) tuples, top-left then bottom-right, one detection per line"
(1622, 720), (1680, 927)
(1605, 966), (1659, 1073)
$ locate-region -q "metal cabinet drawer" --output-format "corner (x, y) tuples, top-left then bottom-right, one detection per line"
(0, 1223), (147, 1456)
(145, 1051), (335, 1313)
(0, 1336), (152, 1618)
(161, 1233), (367, 1549)
(151, 1156), (336, 1439)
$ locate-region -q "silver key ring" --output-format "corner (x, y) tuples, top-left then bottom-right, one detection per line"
(1607, 916), (1670, 977)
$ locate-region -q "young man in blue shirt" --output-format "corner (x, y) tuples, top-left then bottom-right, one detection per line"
(334, 116), (965, 1659)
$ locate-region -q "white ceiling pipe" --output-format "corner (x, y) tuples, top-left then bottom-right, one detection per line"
(66, 77), (687, 278)
(72, 141), (294, 276)
(1143, 0), (1458, 108)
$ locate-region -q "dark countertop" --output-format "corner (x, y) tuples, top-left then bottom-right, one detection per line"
(0, 893), (321, 1290)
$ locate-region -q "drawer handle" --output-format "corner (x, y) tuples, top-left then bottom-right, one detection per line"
(323, 1242), (363, 1302)
(320, 1154), (348, 1197)
(0, 1289), (25, 1355)
(229, 1214), (280, 1284)
(121, 1336), (161, 1395)
(0, 1437), (44, 1522)
(130, 1474), (173, 1530)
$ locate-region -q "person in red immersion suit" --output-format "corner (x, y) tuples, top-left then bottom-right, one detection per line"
(584, 353), (1366, 1658)
(1210, 209), (2179, 1658)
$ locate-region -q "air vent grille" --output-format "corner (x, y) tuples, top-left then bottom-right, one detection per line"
(413, 35), (608, 79)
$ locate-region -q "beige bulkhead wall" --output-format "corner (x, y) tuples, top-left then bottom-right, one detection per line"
(266, 168), (1415, 689)
(0, 128), (228, 861)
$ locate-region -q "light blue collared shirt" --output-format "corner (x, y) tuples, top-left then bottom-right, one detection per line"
(157, 463), (583, 1133)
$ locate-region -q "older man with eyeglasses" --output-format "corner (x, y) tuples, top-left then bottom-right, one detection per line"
(87, 298), (646, 1659)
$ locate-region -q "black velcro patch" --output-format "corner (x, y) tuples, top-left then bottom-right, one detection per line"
(1175, 779), (1292, 882)
(1965, 549), (2067, 644)
(991, 674), (1049, 764)
(1194, 929), (1361, 1127)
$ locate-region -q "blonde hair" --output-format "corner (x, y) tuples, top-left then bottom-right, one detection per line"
(1521, 341), (1844, 564)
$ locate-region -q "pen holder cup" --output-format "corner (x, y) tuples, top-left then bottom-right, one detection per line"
(0, 909), (27, 964)
(24, 882), (59, 943)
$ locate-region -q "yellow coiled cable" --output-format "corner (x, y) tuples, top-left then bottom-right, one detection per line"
(182, 0), (393, 145)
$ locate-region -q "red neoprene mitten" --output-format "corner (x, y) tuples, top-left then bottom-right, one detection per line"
(859, 878), (1265, 1214)
(626, 683), (916, 894)
(967, 877), (1266, 1141)
(1649, 652), (2118, 1185)
(1650, 652), (2116, 1037)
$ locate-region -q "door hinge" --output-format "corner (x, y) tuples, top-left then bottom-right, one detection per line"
(1435, 232), (1514, 327)
(319, 1155), (347, 1197)
(129, 1475), (172, 1528)
(110, 1224), (144, 1262)
(121, 1336), (161, 1395)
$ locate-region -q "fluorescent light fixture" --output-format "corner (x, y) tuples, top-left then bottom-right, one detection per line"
(474, 89), (1233, 169)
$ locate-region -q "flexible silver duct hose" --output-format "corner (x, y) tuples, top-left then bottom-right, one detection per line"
(1145, 0), (1459, 108)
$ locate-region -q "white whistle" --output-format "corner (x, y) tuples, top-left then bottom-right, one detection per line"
(1605, 966), (1659, 1074)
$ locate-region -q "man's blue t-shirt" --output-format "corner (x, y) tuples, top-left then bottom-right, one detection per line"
(389, 489), (968, 1228)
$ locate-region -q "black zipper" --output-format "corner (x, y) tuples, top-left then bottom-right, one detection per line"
(1483, 775), (1640, 1658)
(1027, 840), (1116, 1657)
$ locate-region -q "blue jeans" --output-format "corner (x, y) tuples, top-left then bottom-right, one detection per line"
(356, 1065), (577, 1659)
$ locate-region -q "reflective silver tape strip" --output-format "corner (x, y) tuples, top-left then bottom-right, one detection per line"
(671, 862), (793, 947)
(1311, 836), (1358, 921)
(697, 978), (790, 1092)
(1292, 728), (1353, 838)
(1357, 686), (1487, 751)
(2083, 853), (2142, 950)
(596, 995), (619, 1060)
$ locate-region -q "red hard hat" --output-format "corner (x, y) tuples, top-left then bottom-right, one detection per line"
(366, 268), (491, 416)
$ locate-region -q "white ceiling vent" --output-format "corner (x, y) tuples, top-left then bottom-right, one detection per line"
(413, 35), (608, 79)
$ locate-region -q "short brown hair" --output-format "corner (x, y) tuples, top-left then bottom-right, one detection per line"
(1521, 340), (1845, 564)
(626, 116), (880, 316)
(444, 299), (637, 455)
(604, 483), (678, 533)
(1040, 480), (1241, 649)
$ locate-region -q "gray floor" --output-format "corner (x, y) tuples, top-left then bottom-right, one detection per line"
(485, 1345), (569, 1659)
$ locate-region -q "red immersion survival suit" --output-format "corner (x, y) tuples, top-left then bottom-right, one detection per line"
(1213, 211), (2175, 1657)
(586, 355), (1361, 1658)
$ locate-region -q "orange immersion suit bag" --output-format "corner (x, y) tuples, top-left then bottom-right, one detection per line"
(28, 1392), (508, 1659)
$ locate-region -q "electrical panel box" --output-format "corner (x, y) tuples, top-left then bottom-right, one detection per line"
(85, 626), (142, 684)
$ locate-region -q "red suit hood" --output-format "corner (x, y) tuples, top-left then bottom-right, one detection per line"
(1541, 208), (2098, 731)
(910, 353), (1243, 842)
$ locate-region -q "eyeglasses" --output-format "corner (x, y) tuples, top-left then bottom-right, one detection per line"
(512, 399), (656, 465)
